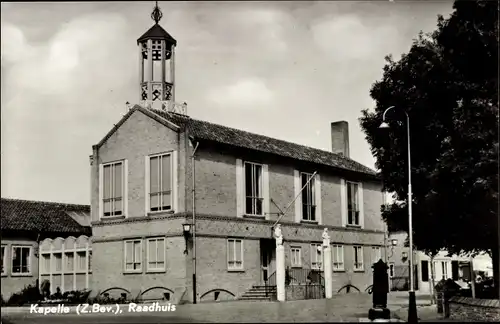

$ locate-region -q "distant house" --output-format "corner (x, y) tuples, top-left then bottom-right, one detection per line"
(386, 231), (491, 294)
(1, 198), (91, 299)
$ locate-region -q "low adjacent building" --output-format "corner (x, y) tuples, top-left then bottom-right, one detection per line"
(1, 198), (91, 299)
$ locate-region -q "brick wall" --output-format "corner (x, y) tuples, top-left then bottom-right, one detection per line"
(449, 296), (500, 322)
(1, 238), (39, 300)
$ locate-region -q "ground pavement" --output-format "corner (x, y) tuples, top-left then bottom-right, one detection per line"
(1, 291), (442, 323)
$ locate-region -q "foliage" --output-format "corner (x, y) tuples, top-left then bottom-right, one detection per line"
(6, 284), (42, 306)
(359, 0), (498, 260)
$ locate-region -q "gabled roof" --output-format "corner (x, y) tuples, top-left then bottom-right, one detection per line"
(1, 198), (91, 235)
(137, 24), (177, 45)
(145, 107), (378, 178)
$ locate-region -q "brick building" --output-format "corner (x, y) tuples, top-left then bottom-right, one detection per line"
(89, 3), (387, 303)
(0, 198), (91, 299)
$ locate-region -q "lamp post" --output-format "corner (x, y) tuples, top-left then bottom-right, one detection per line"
(379, 106), (418, 323)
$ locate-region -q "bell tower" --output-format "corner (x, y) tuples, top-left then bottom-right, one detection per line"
(138, 1), (179, 111)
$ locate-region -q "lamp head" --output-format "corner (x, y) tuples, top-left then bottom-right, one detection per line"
(182, 223), (191, 233)
(379, 121), (390, 129)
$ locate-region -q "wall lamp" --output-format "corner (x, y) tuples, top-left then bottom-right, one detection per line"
(391, 239), (398, 246)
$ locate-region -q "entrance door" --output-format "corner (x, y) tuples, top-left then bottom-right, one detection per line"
(260, 239), (275, 284)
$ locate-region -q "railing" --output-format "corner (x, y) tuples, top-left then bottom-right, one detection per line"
(268, 268), (325, 286)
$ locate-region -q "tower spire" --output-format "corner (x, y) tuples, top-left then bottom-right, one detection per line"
(151, 1), (163, 24)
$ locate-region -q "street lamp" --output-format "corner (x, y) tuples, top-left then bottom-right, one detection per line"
(379, 105), (418, 323)
(182, 223), (192, 255)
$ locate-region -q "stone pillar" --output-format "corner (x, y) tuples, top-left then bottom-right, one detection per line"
(324, 245), (333, 299)
(276, 244), (285, 302)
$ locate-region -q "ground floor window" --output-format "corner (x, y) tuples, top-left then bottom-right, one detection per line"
(11, 246), (31, 274)
(227, 238), (243, 270)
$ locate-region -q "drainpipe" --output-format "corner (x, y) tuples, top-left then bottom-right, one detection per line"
(191, 139), (199, 304)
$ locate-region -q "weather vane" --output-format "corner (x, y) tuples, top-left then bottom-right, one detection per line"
(151, 1), (163, 24)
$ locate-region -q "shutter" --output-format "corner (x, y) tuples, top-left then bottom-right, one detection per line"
(358, 182), (364, 229)
(315, 174), (322, 225)
(262, 164), (270, 220)
(124, 159), (129, 217)
(340, 179), (347, 227)
(145, 156), (150, 216)
(98, 164), (104, 220)
(172, 150), (178, 212)
(294, 170), (301, 223)
(236, 159), (244, 217)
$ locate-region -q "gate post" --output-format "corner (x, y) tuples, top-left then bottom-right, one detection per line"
(274, 225), (286, 302)
(322, 228), (333, 299)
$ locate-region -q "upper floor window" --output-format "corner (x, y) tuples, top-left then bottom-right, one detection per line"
(301, 173), (316, 221)
(149, 153), (172, 212)
(65, 252), (74, 272)
(1, 245), (6, 275)
(371, 247), (381, 265)
(103, 161), (124, 217)
(244, 162), (263, 216)
(441, 261), (448, 279)
(353, 246), (364, 271)
(310, 243), (323, 270)
(347, 182), (360, 226)
(11, 246), (31, 274)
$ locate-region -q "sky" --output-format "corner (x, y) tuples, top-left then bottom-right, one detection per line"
(1, 1), (455, 205)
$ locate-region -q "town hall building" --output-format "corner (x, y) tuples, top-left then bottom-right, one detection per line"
(89, 3), (387, 303)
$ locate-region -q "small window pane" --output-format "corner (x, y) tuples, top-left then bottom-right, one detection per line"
(161, 155), (171, 192)
(114, 163), (123, 198)
(103, 166), (111, 199)
(150, 157), (160, 193)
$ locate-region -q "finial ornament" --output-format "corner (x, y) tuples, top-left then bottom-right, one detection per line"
(151, 1), (163, 24)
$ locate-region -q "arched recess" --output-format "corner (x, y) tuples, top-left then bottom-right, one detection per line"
(200, 289), (236, 302)
(337, 284), (361, 294)
(100, 287), (131, 298)
(140, 287), (175, 301)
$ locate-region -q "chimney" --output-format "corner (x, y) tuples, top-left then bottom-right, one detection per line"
(331, 121), (350, 158)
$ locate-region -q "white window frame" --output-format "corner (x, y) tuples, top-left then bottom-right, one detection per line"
(124, 240), (142, 273)
(371, 247), (382, 265)
(290, 247), (302, 268)
(300, 172), (316, 222)
(346, 181), (361, 226)
(353, 246), (364, 271)
(100, 160), (127, 218)
(40, 253), (51, 275)
(52, 252), (63, 274)
(146, 237), (166, 272)
(146, 152), (175, 214)
(227, 238), (244, 271)
(332, 245), (345, 271)
(64, 251), (75, 273)
(76, 251), (86, 272)
(11, 245), (32, 276)
(1, 245), (7, 276)
(389, 263), (395, 278)
(441, 261), (448, 279)
(310, 243), (323, 270)
(243, 162), (264, 217)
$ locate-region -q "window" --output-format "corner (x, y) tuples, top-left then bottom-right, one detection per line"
(149, 154), (172, 212)
(65, 252), (74, 272)
(147, 238), (166, 271)
(389, 263), (395, 278)
(371, 247), (381, 265)
(77, 251), (86, 271)
(227, 239), (243, 270)
(53, 253), (62, 273)
(291, 247), (302, 268)
(125, 240), (142, 272)
(441, 261), (448, 279)
(41, 254), (51, 274)
(301, 173), (316, 221)
(11, 246), (31, 274)
(347, 182), (360, 226)
(310, 244), (323, 270)
(421, 261), (429, 282)
(353, 246), (364, 271)
(244, 162), (263, 216)
(103, 161), (124, 217)
(332, 245), (344, 271)
(1, 245), (6, 275)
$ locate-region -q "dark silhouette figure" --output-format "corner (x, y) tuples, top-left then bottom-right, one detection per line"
(368, 260), (391, 320)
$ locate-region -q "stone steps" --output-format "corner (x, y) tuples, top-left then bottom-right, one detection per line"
(239, 285), (277, 301)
